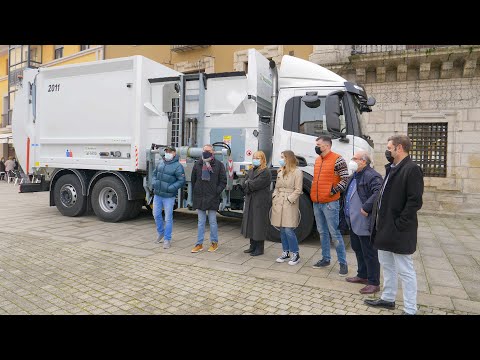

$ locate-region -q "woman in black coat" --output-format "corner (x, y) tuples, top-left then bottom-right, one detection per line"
(241, 151), (272, 256)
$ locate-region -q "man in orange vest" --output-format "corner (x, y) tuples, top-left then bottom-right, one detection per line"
(311, 135), (350, 276)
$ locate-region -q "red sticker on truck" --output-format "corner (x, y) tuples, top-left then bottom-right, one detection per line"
(227, 159), (234, 178)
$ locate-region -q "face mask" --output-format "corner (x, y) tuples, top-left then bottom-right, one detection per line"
(164, 153), (174, 161)
(203, 151), (212, 159)
(278, 159), (286, 167)
(315, 146), (322, 155)
(252, 159), (261, 167)
(348, 160), (359, 173)
(385, 149), (394, 163)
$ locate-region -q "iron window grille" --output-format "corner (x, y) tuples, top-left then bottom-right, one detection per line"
(408, 122), (448, 177)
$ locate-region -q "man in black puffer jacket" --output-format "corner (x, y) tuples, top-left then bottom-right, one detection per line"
(152, 146), (185, 249)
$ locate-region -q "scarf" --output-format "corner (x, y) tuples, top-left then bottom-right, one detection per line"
(201, 155), (215, 181)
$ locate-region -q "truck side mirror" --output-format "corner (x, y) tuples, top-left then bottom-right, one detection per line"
(367, 96), (376, 106)
(301, 91), (321, 108)
(325, 91), (348, 142)
(325, 93), (342, 134)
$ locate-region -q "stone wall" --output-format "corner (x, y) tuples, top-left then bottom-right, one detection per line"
(308, 45), (480, 217)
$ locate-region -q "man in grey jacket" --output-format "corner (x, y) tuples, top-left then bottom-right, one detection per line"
(344, 150), (383, 294)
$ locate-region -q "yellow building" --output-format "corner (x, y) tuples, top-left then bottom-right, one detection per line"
(0, 45), (104, 160)
(105, 45), (313, 73)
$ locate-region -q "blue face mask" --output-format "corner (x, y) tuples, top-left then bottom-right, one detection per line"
(164, 153), (174, 161)
(252, 159), (261, 167)
(278, 159), (286, 167)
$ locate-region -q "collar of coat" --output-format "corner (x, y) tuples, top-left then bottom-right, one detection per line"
(384, 155), (411, 175)
(251, 166), (267, 178)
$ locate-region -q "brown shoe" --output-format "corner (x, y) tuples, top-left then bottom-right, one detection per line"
(208, 242), (218, 252)
(191, 244), (203, 253)
(346, 276), (369, 285)
(359, 285), (381, 294)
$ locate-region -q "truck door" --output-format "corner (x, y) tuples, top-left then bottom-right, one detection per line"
(286, 89), (348, 170)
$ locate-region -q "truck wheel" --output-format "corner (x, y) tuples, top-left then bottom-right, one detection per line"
(91, 177), (129, 222)
(54, 174), (87, 217)
(268, 192), (314, 243)
(127, 200), (143, 219)
(295, 193), (314, 242)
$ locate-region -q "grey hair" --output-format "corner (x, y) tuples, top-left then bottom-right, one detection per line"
(357, 151), (371, 165)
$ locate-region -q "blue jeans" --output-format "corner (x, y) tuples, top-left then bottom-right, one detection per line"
(153, 195), (176, 241)
(313, 200), (347, 265)
(196, 210), (218, 245)
(280, 227), (299, 254)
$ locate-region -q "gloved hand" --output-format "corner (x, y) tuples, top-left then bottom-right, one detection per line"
(238, 177), (247, 187)
(243, 179), (252, 194)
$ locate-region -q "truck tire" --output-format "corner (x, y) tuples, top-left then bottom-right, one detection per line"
(127, 200), (143, 219)
(91, 176), (129, 222)
(53, 174), (87, 217)
(268, 192), (314, 243)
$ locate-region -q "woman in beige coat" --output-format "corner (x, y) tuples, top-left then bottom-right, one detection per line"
(271, 150), (303, 265)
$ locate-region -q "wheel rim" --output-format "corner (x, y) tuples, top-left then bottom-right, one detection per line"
(60, 184), (77, 208)
(98, 187), (118, 213)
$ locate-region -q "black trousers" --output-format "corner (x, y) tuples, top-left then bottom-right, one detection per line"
(349, 230), (380, 286)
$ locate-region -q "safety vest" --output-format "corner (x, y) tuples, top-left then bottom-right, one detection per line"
(310, 151), (341, 203)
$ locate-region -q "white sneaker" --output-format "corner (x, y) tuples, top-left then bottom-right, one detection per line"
(288, 253), (300, 266)
(154, 234), (164, 244)
(276, 251), (290, 263)
(163, 240), (171, 249)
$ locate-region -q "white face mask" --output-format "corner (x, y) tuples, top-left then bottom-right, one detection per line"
(348, 160), (359, 174)
(164, 153), (174, 161)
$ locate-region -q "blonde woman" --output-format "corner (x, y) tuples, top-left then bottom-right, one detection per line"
(271, 150), (303, 265)
(240, 151), (272, 256)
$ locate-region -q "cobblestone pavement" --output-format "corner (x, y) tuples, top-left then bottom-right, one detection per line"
(0, 181), (479, 315)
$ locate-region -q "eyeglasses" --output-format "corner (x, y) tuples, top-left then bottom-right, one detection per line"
(351, 157), (363, 161)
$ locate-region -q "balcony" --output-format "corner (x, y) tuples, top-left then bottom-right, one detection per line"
(351, 45), (453, 55)
(170, 45), (210, 52)
(346, 45), (480, 83)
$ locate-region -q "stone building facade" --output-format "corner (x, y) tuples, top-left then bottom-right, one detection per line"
(309, 45), (480, 217)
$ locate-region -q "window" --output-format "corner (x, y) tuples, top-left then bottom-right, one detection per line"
(80, 45), (90, 51)
(54, 45), (64, 59)
(408, 122), (448, 177)
(284, 96), (347, 137)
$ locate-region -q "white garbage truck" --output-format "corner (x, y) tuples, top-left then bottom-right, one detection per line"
(12, 49), (376, 242)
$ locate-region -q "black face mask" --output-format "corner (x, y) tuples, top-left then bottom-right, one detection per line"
(385, 150), (394, 163)
(315, 146), (322, 155)
(203, 151), (213, 159)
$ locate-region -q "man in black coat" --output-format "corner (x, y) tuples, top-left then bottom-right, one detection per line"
(365, 135), (424, 315)
(191, 144), (227, 253)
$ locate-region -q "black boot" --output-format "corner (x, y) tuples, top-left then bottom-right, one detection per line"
(244, 239), (256, 253)
(250, 240), (264, 256)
